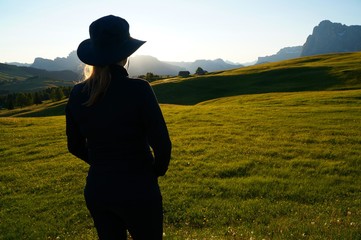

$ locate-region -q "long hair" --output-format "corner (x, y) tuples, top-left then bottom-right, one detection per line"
(82, 65), (112, 107)
(81, 59), (128, 107)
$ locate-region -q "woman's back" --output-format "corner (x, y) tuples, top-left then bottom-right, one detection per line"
(66, 15), (170, 239)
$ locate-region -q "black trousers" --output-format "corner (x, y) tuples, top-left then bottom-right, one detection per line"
(84, 167), (163, 240)
(85, 198), (163, 240)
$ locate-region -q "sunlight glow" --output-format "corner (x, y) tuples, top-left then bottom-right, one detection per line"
(0, 0), (360, 64)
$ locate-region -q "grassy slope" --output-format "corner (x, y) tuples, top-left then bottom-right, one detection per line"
(1, 53), (361, 239)
(1, 89), (361, 239)
(1, 52), (360, 115)
(0, 76), (75, 93)
(152, 52), (361, 105)
(0, 99), (68, 118)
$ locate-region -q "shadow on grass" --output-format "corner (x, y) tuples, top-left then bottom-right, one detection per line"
(153, 66), (345, 105)
(0, 100), (68, 118)
(18, 102), (66, 117)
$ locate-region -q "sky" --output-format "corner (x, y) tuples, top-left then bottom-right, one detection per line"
(1, 0), (361, 64)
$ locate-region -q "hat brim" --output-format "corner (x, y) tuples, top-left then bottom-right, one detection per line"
(77, 37), (145, 66)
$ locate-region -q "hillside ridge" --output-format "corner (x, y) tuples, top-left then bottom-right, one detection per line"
(151, 52), (361, 105)
(1, 52), (360, 108)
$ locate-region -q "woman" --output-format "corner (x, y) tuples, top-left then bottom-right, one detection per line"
(65, 15), (171, 239)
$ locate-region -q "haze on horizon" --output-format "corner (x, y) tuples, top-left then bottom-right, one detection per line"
(1, 0), (361, 65)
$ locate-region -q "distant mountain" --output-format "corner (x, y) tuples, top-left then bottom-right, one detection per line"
(31, 51), (84, 74)
(127, 55), (185, 76)
(256, 46), (302, 64)
(166, 58), (243, 73)
(301, 20), (361, 56)
(255, 20), (361, 64)
(225, 60), (241, 65)
(6, 62), (31, 67)
(28, 52), (243, 76)
(238, 60), (257, 66)
(19, 19), (361, 77)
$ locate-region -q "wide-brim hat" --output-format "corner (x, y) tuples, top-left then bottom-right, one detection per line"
(77, 15), (145, 66)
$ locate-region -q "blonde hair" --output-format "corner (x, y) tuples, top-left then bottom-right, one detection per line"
(81, 59), (128, 107)
(82, 65), (112, 107)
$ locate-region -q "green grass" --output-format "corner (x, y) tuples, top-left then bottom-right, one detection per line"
(1, 89), (361, 239)
(0, 76), (74, 94)
(0, 99), (68, 117)
(152, 52), (361, 105)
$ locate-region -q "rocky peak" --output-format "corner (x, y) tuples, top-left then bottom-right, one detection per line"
(301, 20), (361, 56)
(31, 51), (84, 73)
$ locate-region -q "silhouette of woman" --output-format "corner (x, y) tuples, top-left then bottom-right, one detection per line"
(65, 15), (171, 240)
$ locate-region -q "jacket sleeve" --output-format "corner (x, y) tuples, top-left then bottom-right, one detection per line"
(142, 82), (172, 176)
(65, 94), (90, 164)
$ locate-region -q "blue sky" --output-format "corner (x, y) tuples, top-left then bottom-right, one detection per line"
(1, 0), (361, 64)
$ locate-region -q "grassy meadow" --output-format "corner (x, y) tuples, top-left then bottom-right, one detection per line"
(1, 89), (361, 239)
(1, 52), (361, 239)
(152, 52), (361, 105)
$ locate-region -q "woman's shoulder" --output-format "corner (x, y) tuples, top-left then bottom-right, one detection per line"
(74, 81), (86, 89)
(128, 77), (149, 84)
(126, 77), (152, 89)
(68, 82), (88, 102)
(70, 81), (86, 93)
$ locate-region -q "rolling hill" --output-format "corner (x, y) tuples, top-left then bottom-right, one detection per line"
(151, 52), (361, 105)
(0, 52), (361, 100)
(1, 52), (360, 106)
(1, 88), (361, 239)
(0, 63), (79, 95)
(1, 51), (361, 118)
(1, 51), (361, 239)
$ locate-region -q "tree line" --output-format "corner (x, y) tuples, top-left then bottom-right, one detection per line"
(0, 86), (72, 110)
(0, 69), (205, 110)
(137, 72), (171, 82)
(0, 72), (165, 110)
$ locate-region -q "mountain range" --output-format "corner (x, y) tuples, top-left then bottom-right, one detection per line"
(126, 56), (242, 76)
(126, 55), (243, 76)
(256, 46), (303, 64)
(31, 51), (84, 73)
(8, 54), (243, 77)
(256, 20), (361, 64)
(165, 58), (243, 74)
(2, 19), (361, 95)
(5, 20), (361, 76)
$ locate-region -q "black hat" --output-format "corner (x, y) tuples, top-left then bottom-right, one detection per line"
(77, 15), (145, 66)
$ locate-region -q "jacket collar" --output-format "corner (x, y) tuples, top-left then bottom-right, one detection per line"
(110, 64), (129, 78)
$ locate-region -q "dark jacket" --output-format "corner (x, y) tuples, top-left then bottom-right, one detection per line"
(65, 65), (171, 177)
